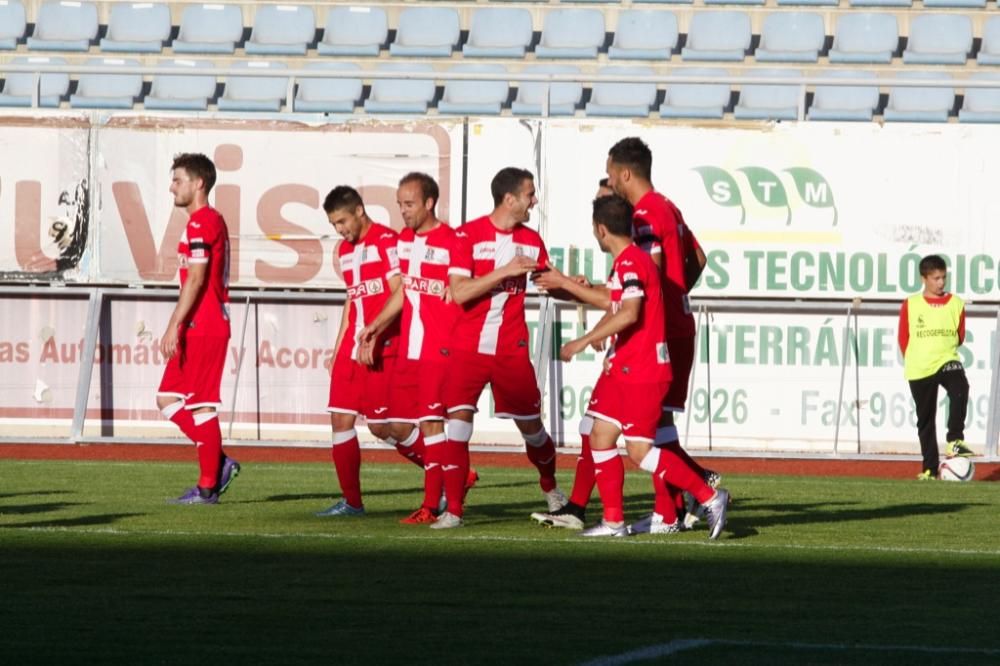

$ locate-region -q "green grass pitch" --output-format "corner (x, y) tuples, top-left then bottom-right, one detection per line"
(2, 458), (999, 665)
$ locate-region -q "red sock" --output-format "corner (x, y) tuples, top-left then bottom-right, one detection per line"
(659, 439), (706, 478)
(673, 483), (687, 515)
(569, 431), (596, 507)
(652, 473), (680, 524)
(331, 430), (363, 508)
(422, 433), (446, 511)
(394, 429), (425, 468)
(192, 412), (223, 490)
(656, 444), (714, 505)
(524, 428), (557, 492)
(164, 402), (198, 442)
(592, 449), (625, 523)
(442, 439), (469, 517)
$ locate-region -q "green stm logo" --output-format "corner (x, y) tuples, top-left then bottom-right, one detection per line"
(693, 166), (838, 226)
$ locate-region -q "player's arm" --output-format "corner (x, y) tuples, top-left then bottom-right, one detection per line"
(332, 293), (353, 360)
(449, 255), (538, 305)
(358, 274), (404, 365)
(560, 297), (641, 362)
(532, 262), (611, 309)
(160, 262), (207, 359)
(897, 300), (909, 356)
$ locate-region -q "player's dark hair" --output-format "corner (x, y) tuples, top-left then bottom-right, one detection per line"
(592, 195), (633, 238)
(399, 172), (439, 210)
(323, 185), (364, 214)
(598, 177), (609, 188)
(491, 167), (534, 207)
(608, 137), (652, 182)
(171, 153), (217, 194)
(919, 254), (947, 276)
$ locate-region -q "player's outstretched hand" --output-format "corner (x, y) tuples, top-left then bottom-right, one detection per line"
(590, 337), (607, 352)
(531, 261), (567, 292)
(161, 325), (179, 359)
(504, 255), (540, 278)
(560, 338), (588, 362)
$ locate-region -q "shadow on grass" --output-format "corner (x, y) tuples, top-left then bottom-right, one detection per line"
(0, 490), (73, 500)
(7, 513), (143, 529)
(731, 500), (987, 530)
(0, 502), (88, 516)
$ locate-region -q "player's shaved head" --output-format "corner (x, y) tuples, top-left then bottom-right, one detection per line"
(608, 137), (652, 182)
(171, 153), (216, 194)
(323, 185), (365, 214)
(491, 167), (534, 207)
(592, 195), (633, 238)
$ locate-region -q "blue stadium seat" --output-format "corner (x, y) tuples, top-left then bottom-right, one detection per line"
(978, 17), (1000, 66)
(807, 69), (879, 121)
(389, 8), (459, 58)
(776, 0), (837, 6)
(923, 0), (984, 6)
(883, 71), (953, 122)
(0, 55), (68, 106)
(849, 0), (910, 7)
(535, 9), (605, 59)
(586, 66), (657, 117)
(829, 13), (898, 64)
(364, 63), (436, 114)
(172, 4), (243, 54)
(145, 59), (216, 111)
(439, 64), (509, 116)
(293, 62), (362, 113)
(246, 5), (315, 56)
(463, 8), (532, 58)
(705, 0), (764, 6)
(902, 15), (971, 66)
(511, 64), (582, 116)
(756, 12), (824, 63)
(734, 68), (801, 121)
(101, 3), (170, 53)
(959, 72), (1000, 123)
(0, 0), (26, 50)
(682, 12), (751, 62)
(659, 67), (730, 119)
(28, 1), (98, 51)
(217, 61), (288, 112)
(634, 0), (691, 4)
(608, 10), (678, 61)
(318, 7), (387, 57)
(70, 57), (143, 109)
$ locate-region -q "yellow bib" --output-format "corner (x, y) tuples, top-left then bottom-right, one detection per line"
(903, 294), (963, 380)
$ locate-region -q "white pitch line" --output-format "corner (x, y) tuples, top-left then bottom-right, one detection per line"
(580, 638), (1000, 665)
(4, 524), (1000, 558)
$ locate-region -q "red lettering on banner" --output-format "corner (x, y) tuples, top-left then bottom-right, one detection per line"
(214, 144), (243, 284)
(112, 182), (189, 281)
(14, 181), (56, 273)
(256, 184), (322, 284)
(0, 341), (30, 363)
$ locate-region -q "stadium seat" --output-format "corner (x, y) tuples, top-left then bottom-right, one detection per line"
(245, 5), (316, 56)
(172, 4), (244, 54)
(755, 12), (824, 63)
(682, 12), (751, 62)
(145, 59), (217, 111)
(849, 0), (910, 7)
(734, 68), (801, 121)
(293, 62), (362, 113)
(634, 0), (692, 4)
(0, 55), (68, 106)
(883, 71), (954, 122)
(389, 8), (460, 58)
(806, 69), (879, 121)
(978, 17), (1000, 66)
(318, 7), (387, 57)
(0, 0), (26, 50)
(608, 10), (678, 61)
(438, 64), (509, 116)
(705, 0), (764, 6)
(511, 64), (583, 116)
(586, 66), (657, 117)
(217, 61), (288, 112)
(101, 3), (170, 53)
(659, 67), (730, 119)
(535, 10), (605, 59)
(463, 8), (532, 58)
(776, 0), (838, 6)
(364, 63), (436, 114)
(923, 0), (984, 6)
(902, 15), (971, 66)
(27, 1), (98, 51)
(70, 57), (143, 109)
(958, 72), (1000, 123)
(829, 13), (898, 64)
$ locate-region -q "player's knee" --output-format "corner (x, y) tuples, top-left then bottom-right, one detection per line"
(158, 397), (183, 417)
(389, 422), (413, 442)
(522, 425), (549, 448)
(368, 423), (392, 441)
(446, 418), (474, 443)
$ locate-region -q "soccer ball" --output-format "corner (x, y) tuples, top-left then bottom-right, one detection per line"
(938, 457), (975, 482)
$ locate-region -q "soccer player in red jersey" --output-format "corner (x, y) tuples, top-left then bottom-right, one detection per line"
(318, 186), (420, 517)
(157, 153), (239, 505)
(555, 195), (729, 538)
(438, 167), (567, 528)
(357, 173), (473, 527)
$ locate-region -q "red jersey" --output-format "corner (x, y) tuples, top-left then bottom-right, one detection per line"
(178, 205), (230, 338)
(449, 216), (548, 356)
(632, 190), (697, 339)
(337, 222), (400, 361)
(606, 244), (671, 384)
(398, 223), (460, 362)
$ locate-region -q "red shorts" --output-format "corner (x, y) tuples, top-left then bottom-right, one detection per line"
(389, 359), (449, 423)
(157, 334), (229, 409)
(663, 336), (695, 413)
(444, 349), (541, 420)
(586, 374), (669, 443)
(327, 353), (396, 423)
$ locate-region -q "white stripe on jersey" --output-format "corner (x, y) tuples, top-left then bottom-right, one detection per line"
(478, 234), (514, 355)
(351, 241), (365, 360)
(340, 245), (384, 273)
(406, 235), (427, 360)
